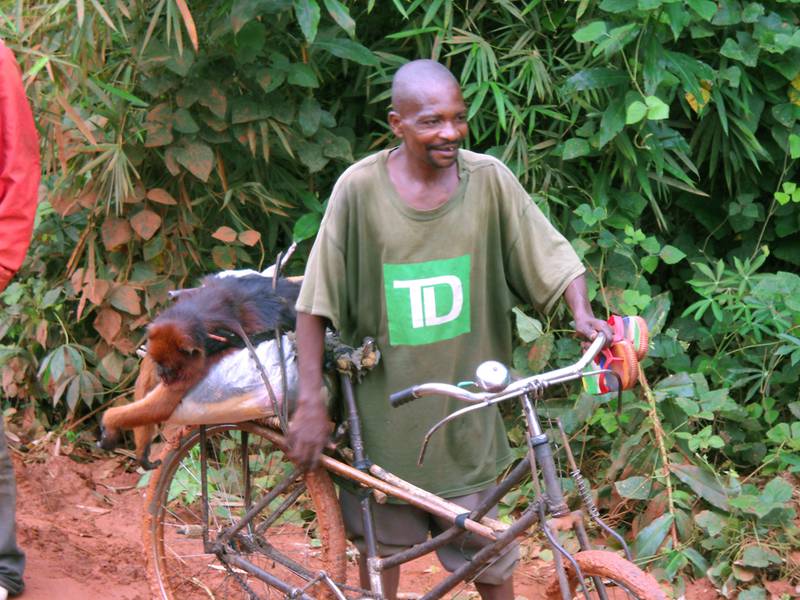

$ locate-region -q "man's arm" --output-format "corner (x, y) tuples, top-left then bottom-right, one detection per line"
(562, 274), (613, 344)
(287, 311), (332, 469)
(0, 42), (40, 293)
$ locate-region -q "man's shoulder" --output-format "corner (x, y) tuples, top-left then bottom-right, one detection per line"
(334, 150), (385, 190)
(460, 149), (517, 180)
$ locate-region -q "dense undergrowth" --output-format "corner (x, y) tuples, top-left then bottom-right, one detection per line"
(0, 0), (798, 594)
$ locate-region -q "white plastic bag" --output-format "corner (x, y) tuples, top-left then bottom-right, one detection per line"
(166, 336), (297, 425)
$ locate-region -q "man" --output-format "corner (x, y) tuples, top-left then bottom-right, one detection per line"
(0, 38), (41, 599)
(288, 60), (611, 600)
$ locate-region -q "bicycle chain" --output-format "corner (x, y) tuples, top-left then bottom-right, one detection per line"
(219, 549), (262, 600)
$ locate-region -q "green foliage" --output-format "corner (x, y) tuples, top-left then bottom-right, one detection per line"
(1, 0), (799, 591)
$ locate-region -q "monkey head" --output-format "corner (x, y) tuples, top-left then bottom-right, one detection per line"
(146, 318), (207, 386)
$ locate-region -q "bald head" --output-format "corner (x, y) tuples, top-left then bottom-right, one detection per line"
(391, 60), (460, 114)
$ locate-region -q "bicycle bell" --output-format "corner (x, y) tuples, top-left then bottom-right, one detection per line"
(475, 361), (510, 392)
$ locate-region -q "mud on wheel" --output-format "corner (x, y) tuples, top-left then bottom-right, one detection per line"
(143, 422), (346, 600)
(545, 550), (666, 600)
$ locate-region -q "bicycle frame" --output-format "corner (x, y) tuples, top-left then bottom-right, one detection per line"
(183, 333), (635, 600)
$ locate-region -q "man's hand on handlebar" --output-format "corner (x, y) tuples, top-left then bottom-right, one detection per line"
(287, 392), (330, 470)
(574, 315), (613, 347)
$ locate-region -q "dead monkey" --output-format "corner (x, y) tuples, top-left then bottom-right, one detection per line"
(99, 275), (300, 469)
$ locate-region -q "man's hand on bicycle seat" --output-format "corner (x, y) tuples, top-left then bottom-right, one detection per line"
(287, 396), (330, 470)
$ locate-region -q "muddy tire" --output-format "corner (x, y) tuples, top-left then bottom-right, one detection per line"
(545, 550), (665, 600)
(143, 423), (346, 600)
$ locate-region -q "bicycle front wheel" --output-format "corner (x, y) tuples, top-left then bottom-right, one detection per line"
(143, 422), (347, 600)
(544, 550), (665, 600)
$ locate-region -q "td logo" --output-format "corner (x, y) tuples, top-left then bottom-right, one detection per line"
(383, 255), (471, 346)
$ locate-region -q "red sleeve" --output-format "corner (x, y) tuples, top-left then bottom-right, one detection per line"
(0, 41), (40, 291)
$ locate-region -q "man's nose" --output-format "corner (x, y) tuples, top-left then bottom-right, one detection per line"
(439, 120), (461, 141)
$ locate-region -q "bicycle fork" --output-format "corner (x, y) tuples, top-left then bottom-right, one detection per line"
(521, 393), (600, 600)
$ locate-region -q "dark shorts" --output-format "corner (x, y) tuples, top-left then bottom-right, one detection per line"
(339, 486), (519, 586)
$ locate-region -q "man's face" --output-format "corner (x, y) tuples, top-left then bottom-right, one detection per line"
(390, 81), (468, 169)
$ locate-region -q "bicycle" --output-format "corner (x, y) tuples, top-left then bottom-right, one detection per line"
(142, 332), (666, 600)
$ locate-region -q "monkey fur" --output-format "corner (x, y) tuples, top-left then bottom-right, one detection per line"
(99, 275), (300, 469)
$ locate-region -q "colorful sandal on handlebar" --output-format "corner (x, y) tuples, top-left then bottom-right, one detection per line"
(582, 338), (639, 393)
(607, 314), (649, 361)
(582, 315), (648, 394)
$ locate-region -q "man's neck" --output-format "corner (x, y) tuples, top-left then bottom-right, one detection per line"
(386, 145), (460, 211)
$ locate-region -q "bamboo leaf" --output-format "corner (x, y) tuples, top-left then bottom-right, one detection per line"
(323, 0), (355, 38)
(55, 95), (98, 146)
(88, 0), (118, 31)
(173, 0), (199, 51)
(294, 0), (320, 43)
(313, 38), (378, 66)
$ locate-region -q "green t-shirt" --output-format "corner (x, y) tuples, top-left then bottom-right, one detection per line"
(297, 148), (584, 498)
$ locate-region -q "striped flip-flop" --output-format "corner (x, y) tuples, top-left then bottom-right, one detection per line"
(608, 315), (650, 361)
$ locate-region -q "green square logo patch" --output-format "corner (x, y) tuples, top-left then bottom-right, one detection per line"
(383, 255), (471, 346)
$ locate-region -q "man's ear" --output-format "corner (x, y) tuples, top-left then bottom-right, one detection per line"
(388, 110), (403, 139)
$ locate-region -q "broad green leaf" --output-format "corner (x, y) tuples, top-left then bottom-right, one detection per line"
(174, 140), (214, 181)
(562, 138), (591, 160)
(294, 0), (320, 42)
(615, 476), (652, 500)
(598, 97), (626, 148)
(659, 245), (686, 264)
(235, 20), (268, 63)
(761, 477), (792, 504)
(287, 63), (318, 87)
(644, 95), (669, 120)
(739, 546), (782, 568)
(231, 0), (292, 33)
(296, 140), (328, 172)
(738, 588), (766, 600)
(323, 0), (355, 37)
(298, 97), (322, 137)
(720, 34), (760, 67)
(789, 133), (800, 159)
(512, 307), (542, 343)
(573, 21), (607, 43)
(527, 333), (554, 373)
(625, 100), (647, 124)
(686, 0), (717, 20)
(742, 3), (765, 23)
(694, 510), (726, 536)
(670, 463), (729, 510)
(641, 255), (659, 273)
(293, 212), (322, 242)
(633, 514), (673, 559)
(313, 38), (378, 66)
(172, 108), (199, 133)
(599, 0), (636, 12)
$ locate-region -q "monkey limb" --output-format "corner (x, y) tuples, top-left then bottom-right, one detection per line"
(99, 355), (197, 469)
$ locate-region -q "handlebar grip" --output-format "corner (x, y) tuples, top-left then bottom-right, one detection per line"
(389, 387), (419, 408)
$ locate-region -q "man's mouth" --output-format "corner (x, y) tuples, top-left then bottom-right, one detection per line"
(430, 144), (459, 155)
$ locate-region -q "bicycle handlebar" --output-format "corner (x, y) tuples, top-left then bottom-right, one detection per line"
(390, 333), (608, 408)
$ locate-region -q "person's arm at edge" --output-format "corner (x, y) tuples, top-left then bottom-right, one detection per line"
(0, 42), (40, 293)
(287, 311), (331, 469)
(562, 273), (613, 345)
